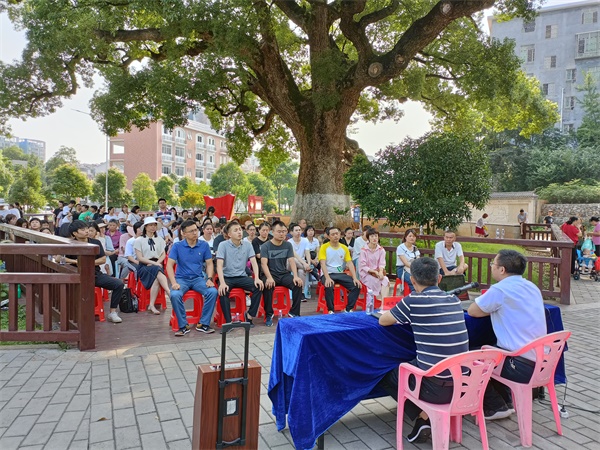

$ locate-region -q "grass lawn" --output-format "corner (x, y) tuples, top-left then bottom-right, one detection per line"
(0, 303), (67, 347)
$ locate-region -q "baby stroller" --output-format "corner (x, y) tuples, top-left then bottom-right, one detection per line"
(574, 238), (599, 281)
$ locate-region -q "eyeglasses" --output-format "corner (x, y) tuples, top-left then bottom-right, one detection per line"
(490, 262), (501, 268)
(184, 228), (199, 233)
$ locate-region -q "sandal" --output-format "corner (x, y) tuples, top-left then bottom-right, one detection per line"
(148, 306), (161, 315)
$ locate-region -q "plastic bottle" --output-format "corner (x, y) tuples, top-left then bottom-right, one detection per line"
(419, 225), (424, 236)
(59, 255), (66, 265)
(278, 309), (283, 319)
(501, 228), (505, 239)
(366, 288), (374, 314)
(234, 312), (240, 322)
(495, 228), (500, 239)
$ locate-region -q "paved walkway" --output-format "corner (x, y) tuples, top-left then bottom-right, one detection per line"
(1, 280), (599, 449)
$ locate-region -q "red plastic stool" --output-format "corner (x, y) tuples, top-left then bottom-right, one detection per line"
(94, 287), (106, 322)
(393, 278), (412, 297)
(316, 283), (348, 313)
(214, 288), (247, 327)
(169, 291), (204, 331)
(272, 286), (292, 317)
(127, 272), (137, 296)
(102, 288), (109, 300)
(137, 280), (167, 312)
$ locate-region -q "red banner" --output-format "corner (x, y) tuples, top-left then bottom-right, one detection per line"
(203, 194), (236, 220)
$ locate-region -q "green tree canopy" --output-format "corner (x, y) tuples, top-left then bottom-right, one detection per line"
(269, 159), (299, 213)
(0, 155), (14, 197)
(576, 72), (600, 149)
(0, 0), (557, 226)
(47, 163), (92, 201)
(154, 176), (178, 206)
(346, 133), (491, 231)
(91, 167), (131, 206)
(1, 145), (26, 161)
(210, 162), (246, 197)
(131, 173), (158, 211)
(247, 172), (276, 203)
(179, 180), (210, 209)
(45, 146), (79, 174)
(8, 165), (45, 211)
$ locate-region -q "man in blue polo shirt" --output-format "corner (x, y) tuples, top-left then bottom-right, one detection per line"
(166, 219), (218, 336)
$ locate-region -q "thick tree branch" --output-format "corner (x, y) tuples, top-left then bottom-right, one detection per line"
(26, 57), (79, 113)
(358, 0), (400, 27)
(339, 1), (373, 62)
(251, 109), (275, 136)
(272, 0), (309, 33)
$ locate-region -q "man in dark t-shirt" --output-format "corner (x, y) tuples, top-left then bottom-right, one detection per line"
(260, 221), (303, 326)
(63, 220), (125, 323)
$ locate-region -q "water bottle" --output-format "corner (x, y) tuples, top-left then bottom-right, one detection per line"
(366, 289), (374, 314)
(278, 309), (283, 319)
(234, 312), (240, 322)
(59, 256), (66, 265)
(419, 225), (424, 236)
(495, 228), (500, 239)
(501, 228), (505, 239)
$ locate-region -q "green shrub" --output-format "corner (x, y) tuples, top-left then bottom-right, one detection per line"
(536, 179), (600, 204)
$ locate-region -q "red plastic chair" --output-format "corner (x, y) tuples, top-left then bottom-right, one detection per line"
(214, 288), (247, 327)
(169, 291), (204, 331)
(272, 286), (292, 316)
(136, 280), (167, 312)
(94, 287), (105, 322)
(397, 349), (503, 450)
(393, 277), (412, 297)
(316, 283), (348, 313)
(483, 330), (571, 448)
(127, 272), (137, 296)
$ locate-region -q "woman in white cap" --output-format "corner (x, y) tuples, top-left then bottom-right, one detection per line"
(134, 217), (170, 314)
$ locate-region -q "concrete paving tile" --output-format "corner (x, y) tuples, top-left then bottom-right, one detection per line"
(89, 418), (114, 444)
(140, 431), (167, 450)
(134, 396), (156, 415)
(112, 391), (133, 410)
(113, 407), (137, 428)
(55, 410), (86, 433)
(0, 435), (25, 450)
(91, 402), (113, 422)
(6, 390), (36, 409)
(115, 426), (141, 449)
(167, 438), (193, 449)
(161, 418), (189, 442)
(36, 401), (67, 424)
(258, 422), (290, 447)
(0, 407), (21, 428)
(156, 401), (181, 421)
(89, 439), (116, 450)
(20, 422), (57, 446)
(49, 387), (77, 405)
(67, 394), (91, 412)
(137, 413), (162, 435)
(43, 431), (75, 449)
(3, 414), (38, 437)
(152, 386), (175, 404)
(32, 382), (61, 399)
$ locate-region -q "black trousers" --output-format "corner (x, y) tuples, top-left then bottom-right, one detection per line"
(378, 360), (454, 421)
(220, 276), (262, 323)
(261, 273), (303, 317)
(95, 271), (125, 309)
(320, 273), (360, 312)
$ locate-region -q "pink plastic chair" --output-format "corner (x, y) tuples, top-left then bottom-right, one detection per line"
(396, 349), (503, 450)
(483, 330), (571, 448)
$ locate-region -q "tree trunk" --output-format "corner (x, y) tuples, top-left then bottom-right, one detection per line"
(291, 116), (350, 228)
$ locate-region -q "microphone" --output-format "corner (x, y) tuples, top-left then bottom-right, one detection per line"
(446, 282), (479, 296)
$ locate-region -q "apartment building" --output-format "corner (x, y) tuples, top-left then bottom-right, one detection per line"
(489, 0), (600, 131)
(0, 136), (46, 161)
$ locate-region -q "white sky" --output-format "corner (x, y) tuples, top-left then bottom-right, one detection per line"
(0, 0), (570, 163)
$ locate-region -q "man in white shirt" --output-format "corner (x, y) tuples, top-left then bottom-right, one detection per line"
(468, 250), (546, 421)
(118, 204), (129, 231)
(434, 230), (468, 276)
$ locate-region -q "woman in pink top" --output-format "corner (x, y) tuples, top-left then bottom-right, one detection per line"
(589, 216), (600, 257)
(359, 228), (389, 297)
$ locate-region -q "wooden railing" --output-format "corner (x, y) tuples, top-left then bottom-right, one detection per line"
(361, 231), (573, 305)
(0, 224), (98, 350)
(521, 223), (552, 241)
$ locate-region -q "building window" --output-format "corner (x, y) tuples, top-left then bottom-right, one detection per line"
(112, 143), (125, 154)
(162, 165), (171, 175)
(207, 172), (212, 180)
(221, 141), (226, 148)
(113, 162), (124, 172)
(175, 128), (185, 139)
(175, 146), (185, 158)
(162, 125), (171, 135)
(582, 9), (598, 24)
(564, 96), (576, 110)
(196, 153), (203, 161)
(564, 123), (575, 133)
(162, 144), (172, 155)
(175, 166), (185, 177)
(196, 134), (204, 143)
(208, 137), (215, 146)
(209, 155), (214, 163)
(544, 56), (557, 69)
(587, 66), (600, 83)
(196, 169), (204, 179)
(566, 68), (576, 82)
(577, 32), (600, 59)
(523, 20), (535, 32)
(545, 24), (557, 39)
(542, 83), (555, 97)
(520, 45), (535, 63)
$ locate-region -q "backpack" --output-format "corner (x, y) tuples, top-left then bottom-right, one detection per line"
(119, 288), (138, 313)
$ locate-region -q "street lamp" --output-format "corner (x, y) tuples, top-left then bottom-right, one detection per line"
(71, 109), (109, 208)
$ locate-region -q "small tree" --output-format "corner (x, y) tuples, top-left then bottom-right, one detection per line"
(0, 155), (14, 197)
(154, 175), (178, 206)
(247, 172), (276, 203)
(132, 173), (158, 211)
(45, 146), (79, 174)
(268, 159), (299, 213)
(210, 163), (246, 197)
(179, 180), (210, 209)
(47, 163), (91, 201)
(8, 166), (45, 211)
(347, 133), (491, 231)
(91, 167), (132, 206)
(576, 72), (600, 148)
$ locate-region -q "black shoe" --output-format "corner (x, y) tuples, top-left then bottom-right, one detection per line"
(407, 417), (431, 443)
(484, 405), (512, 420)
(244, 312), (255, 328)
(196, 324), (215, 334)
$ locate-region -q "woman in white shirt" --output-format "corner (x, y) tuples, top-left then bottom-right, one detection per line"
(243, 223), (257, 243)
(352, 226), (370, 280)
(127, 205), (141, 227)
(103, 207), (119, 223)
(199, 221), (215, 251)
(134, 217), (170, 315)
(396, 228), (420, 292)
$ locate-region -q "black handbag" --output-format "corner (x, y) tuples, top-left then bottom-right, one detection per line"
(119, 288), (138, 313)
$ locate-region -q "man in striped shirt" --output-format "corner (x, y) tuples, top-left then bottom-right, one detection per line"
(377, 257), (468, 443)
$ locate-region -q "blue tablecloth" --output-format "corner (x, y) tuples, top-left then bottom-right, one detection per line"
(268, 305), (565, 450)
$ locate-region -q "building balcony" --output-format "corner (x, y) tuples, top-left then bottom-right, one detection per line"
(175, 156), (185, 163)
(196, 142), (205, 149)
(195, 177), (204, 183)
(162, 154), (173, 162)
(195, 160), (204, 168)
(162, 134), (174, 143)
(206, 145), (216, 152)
(206, 162), (215, 169)
(175, 137), (186, 145)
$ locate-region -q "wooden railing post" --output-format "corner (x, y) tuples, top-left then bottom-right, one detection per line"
(559, 246), (572, 305)
(78, 255), (96, 350)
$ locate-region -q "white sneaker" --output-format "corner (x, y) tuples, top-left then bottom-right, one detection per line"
(108, 312), (122, 323)
(246, 295), (251, 307)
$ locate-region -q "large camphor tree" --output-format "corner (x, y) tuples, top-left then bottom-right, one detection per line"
(0, 0), (557, 226)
